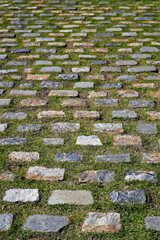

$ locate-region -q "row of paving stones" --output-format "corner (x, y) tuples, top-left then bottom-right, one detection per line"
(0, 122), (158, 134)
(1, 212), (160, 232)
(0, 134), (160, 146)
(0, 167), (158, 181)
(0, 151), (160, 163)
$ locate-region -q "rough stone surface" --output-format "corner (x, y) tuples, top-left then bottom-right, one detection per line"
(0, 214), (13, 231)
(96, 153), (131, 163)
(142, 153), (160, 163)
(95, 99), (118, 106)
(128, 66), (157, 73)
(76, 135), (102, 146)
(113, 135), (142, 146)
(18, 124), (41, 132)
(78, 170), (115, 183)
(94, 123), (123, 134)
(125, 171), (157, 181)
(43, 138), (64, 145)
(146, 111), (160, 120)
(3, 189), (39, 202)
(0, 173), (15, 181)
(23, 215), (69, 232)
(82, 212), (121, 233)
(55, 152), (82, 162)
(48, 190), (94, 205)
(26, 166), (65, 181)
(38, 111), (65, 118)
(21, 98), (48, 106)
(0, 138), (26, 145)
(129, 100), (155, 108)
(62, 99), (86, 106)
(112, 110), (137, 118)
(8, 151), (39, 162)
(74, 111), (100, 118)
(145, 217), (160, 231)
(49, 90), (78, 97)
(51, 123), (80, 132)
(136, 124), (157, 134)
(1, 112), (27, 120)
(110, 190), (146, 204)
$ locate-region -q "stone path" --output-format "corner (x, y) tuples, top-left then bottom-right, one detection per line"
(0, 0), (159, 239)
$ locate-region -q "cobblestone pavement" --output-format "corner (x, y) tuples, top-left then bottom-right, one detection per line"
(0, 0), (160, 239)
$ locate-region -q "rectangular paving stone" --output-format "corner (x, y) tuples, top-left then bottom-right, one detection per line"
(116, 60), (137, 66)
(21, 98), (48, 106)
(142, 153), (160, 163)
(0, 173), (15, 181)
(129, 100), (155, 108)
(95, 153), (131, 163)
(18, 124), (41, 132)
(82, 212), (121, 233)
(118, 90), (139, 98)
(110, 190), (146, 204)
(23, 215), (69, 233)
(101, 67), (121, 72)
(88, 91), (107, 98)
(0, 214), (13, 231)
(74, 111), (100, 119)
(94, 123), (123, 134)
(3, 189), (39, 202)
(40, 81), (62, 88)
(51, 123), (80, 132)
(74, 82), (94, 88)
(103, 83), (122, 89)
(0, 82), (14, 87)
(43, 138), (64, 145)
(113, 135), (142, 146)
(76, 135), (102, 146)
(35, 37), (55, 42)
(0, 69), (18, 75)
(78, 170), (115, 183)
(146, 111), (160, 120)
(72, 67), (90, 73)
(35, 61), (52, 66)
(8, 151), (39, 162)
(136, 124), (157, 134)
(49, 90), (78, 97)
(10, 90), (37, 96)
(62, 99), (86, 107)
(145, 217), (160, 231)
(40, 67), (62, 72)
(140, 47), (159, 53)
(37, 111), (65, 119)
(11, 48), (30, 54)
(55, 152), (82, 162)
(128, 66), (157, 73)
(112, 109), (137, 118)
(131, 54), (151, 59)
(48, 190), (94, 205)
(0, 99), (11, 105)
(1, 112), (27, 119)
(0, 138), (26, 145)
(50, 54), (69, 60)
(26, 166), (65, 181)
(27, 74), (50, 80)
(125, 171), (157, 181)
(95, 99), (118, 106)
(57, 73), (79, 80)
